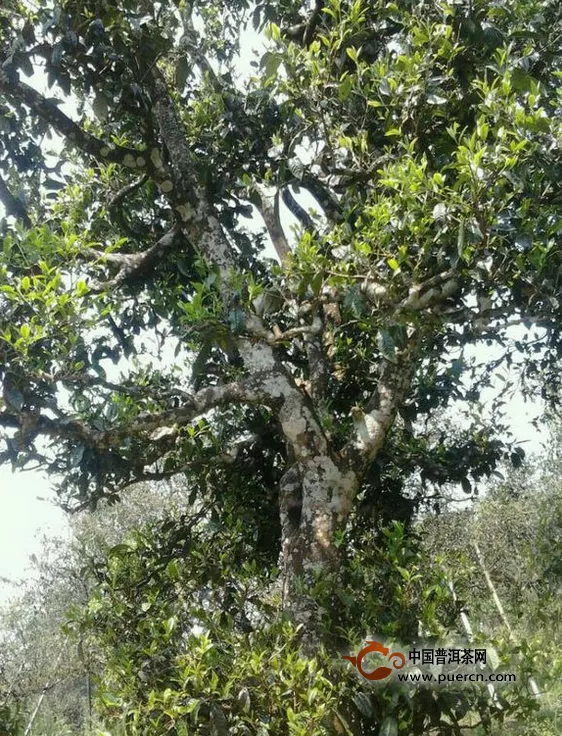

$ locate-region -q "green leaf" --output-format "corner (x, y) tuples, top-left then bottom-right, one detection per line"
(379, 716), (399, 736)
(310, 272), (323, 296)
(260, 51), (282, 82)
(426, 93), (447, 105)
(93, 93), (109, 120)
(99, 692), (120, 708)
(432, 203), (447, 221)
(163, 615), (178, 636)
(450, 358), (463, 378)
(70, 444), (85, 468)
(3, 383), (25, 411)
(50, 43), (64, 67)
(44, 177), (66, 191)
(1, 285), (17, 298)
(228, 308), (245, 334)
(76, 280), (89, 296)
(237, 687), (251, 713)
(166, 560), (180, 581)
(343, 286), (365, 317)
(191, 342), (211, 382)
(377, 329), (397, 363)
(353, 692), (373, 718)
(16, 52), (34, 78)
(109, 544), (134, 556)
(175, 57), (190, 90)
(288, 156), (305, 181)
(267, 23), (281, 42)
(457, 221), (465, 256)
(210, 703), (228, 735)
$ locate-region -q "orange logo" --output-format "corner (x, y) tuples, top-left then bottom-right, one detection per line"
(342, 641), (406, 680)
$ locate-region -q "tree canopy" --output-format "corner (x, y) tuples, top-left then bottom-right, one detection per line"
(1, 0), (562, 731)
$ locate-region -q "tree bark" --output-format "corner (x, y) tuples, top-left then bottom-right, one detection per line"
(279, 456), (356, 633)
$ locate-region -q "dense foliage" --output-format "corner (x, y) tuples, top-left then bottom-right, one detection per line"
(2, 0), (562, 732)
(1, 0), (559, 519)
(3, 460), (562, 735)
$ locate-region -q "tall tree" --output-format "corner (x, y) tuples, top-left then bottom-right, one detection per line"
(0, 0), (561, 634)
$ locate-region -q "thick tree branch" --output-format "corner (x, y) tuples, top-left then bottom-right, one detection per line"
(37, 369), (191, 402)
(360, 268), (460, 313)
(303, 0), (325, 47)
(106, 174), (150, 239)
(283, 0), (325, 47)
(105, 177), (151, 239)
(148, 66), (237, 275)
(300, 171), (343, 224)
(253, 185), (292, 262)
(399, 269), (459, 312)
(0, 374), (284, 450)
(148, 67), (195, 200)
(86, 226), (181, 292)
(343, 345), (418, 472)
(134, 433), (263, 477)
(0, 71), (157, 173)
(304, 319), (329, 402)
(281, 186), (318, 234)
(244, 315), (323, 345)
(108, 175), (149, 209)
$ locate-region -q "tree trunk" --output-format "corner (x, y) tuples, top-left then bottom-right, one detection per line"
(279, 455), (357, 633)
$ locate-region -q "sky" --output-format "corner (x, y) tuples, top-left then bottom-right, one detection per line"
(0, 12), (550, 605)
(0, 469), (68, 604)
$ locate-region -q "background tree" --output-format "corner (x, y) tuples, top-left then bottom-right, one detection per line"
(420, 442), (562, 736)
(0, 479), (201, 736)
(0, 534), (89, 736)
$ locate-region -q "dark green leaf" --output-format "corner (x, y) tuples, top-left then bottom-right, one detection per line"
(191, 342), (211, 382)
(353, 692), (374, 719)
(379, 716), (398, 736)
(93, 93), (109, 120)
(51, 43), (64, 67)
(377, 329), (397, 363)
(175, 57), (190, 90)
(228, 309), (245, 334)
(343, 286), (365, 317)
(3, 383), (25, 411)
(15, 52), (33, 78)
(70, 444), (85, 468)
